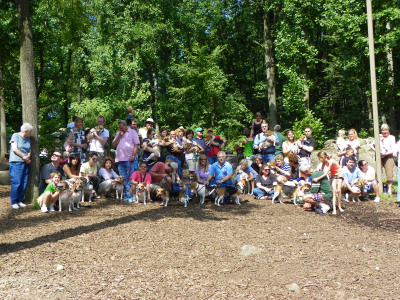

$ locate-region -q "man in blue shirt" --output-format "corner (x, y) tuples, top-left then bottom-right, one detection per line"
(342, 156), (364, 201)
(204, 151), (233, 186)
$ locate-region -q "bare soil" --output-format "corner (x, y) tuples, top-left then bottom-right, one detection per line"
(1, 184), (400, 299)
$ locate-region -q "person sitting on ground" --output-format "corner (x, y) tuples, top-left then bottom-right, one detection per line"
(130, 161), (152, 203)
(235, 159), (258, 191)
(37, 172), (62, 213)
(315, 151), (344, 215)
(342, 156), (364, 202)
(301, 164), (333, 214)
(80, 152), (102, 198)
(38, 151), (65, 195)
(195, 154), (210, 184)
(251, 154), (263, 175)
(252, 164), (277, 200)
(296, 126), (316, 165)
(288, 153), (300, 181)
(282, 130), (298, 164)
(97, 156), (119, 198)
(242, 129), (254, 166)
(357, 160), (380, 203)
(273, 155), (291, 180)
(63, 154), (81, 182)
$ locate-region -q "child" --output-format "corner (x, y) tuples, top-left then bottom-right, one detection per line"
(242, 129), (254, 166)
(314, 151), (344, 215)
(336, 130), (347, 164)
(37, 172), (62, 213)
(340, 146), (355, 167)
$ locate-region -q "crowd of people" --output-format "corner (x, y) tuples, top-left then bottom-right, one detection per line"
(8, 111), (400, 214)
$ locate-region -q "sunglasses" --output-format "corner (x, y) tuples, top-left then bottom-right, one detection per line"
(263, 169), (270, 171)
(91, 157), (98, 161)
(52, 153), (61, 157)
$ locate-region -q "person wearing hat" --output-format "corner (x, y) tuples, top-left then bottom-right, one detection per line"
(205, 128), (226, 165)
(138, 117), (155, 141)
(149, 159), (180, 191)
(193, 128), (207, 153)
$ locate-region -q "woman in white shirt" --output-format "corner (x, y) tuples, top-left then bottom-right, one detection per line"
(98, 156), (119, 198)
(371, 124), (396, 196)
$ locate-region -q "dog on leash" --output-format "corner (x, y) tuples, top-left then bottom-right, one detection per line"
(135, 182), (148, 204)
(71, 178), (85, 210)
(113, 176), (125, 200)
(57, 181), (73, 212)
(188, 182), (218, 204)
(271, 176), (311, 205)
(163, 180), (188, 207)
(215, 185), (241, 206)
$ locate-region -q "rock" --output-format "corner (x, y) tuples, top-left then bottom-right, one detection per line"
(0, 162), (9, 171)
(240, 245), (263, 256)
(0, 170), (10, 185)
(286, 283), (300, 293)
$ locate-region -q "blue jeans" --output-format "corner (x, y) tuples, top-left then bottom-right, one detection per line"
(253, 187), (274, 199)
(166, 155), (182, 179)
(185, 183), (192, 199)
(261, 153), (275, 164)
(207, 156), (218, 165)
(10, 162), (30, 205)
(398, 167), (400, 202)
(118, 161), (136, 198)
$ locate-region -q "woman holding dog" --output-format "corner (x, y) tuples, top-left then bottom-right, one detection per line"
(142, 129), (159, 170)
(235, 159), (258, 192)
(252, 164), (277, 200)
(282, 130), (298, 164)
(98, 156), (119, 198)
(9, 123), (33, 209)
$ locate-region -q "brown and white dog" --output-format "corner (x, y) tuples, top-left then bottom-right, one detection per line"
(215, 185), (241, 206)
(80, 177), (94, 203)
(135, 182), (148, 204)
(57, 181), (73, 212)
(344, 179), (367, 202)
(72, 178), (85, 210)
(113, 176), (125, 200)
(156, 187), (169, 206)
(163, 180), (188, 207)
(188, 182), (217, 204)
(272, 176), (311, 205)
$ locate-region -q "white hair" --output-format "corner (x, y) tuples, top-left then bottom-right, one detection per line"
(381, 124), (389, 130)
(20, 123), (33, 132)
(299, 163), (311, 173)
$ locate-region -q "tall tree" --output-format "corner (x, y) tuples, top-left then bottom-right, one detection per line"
(16, 0), (39, 202)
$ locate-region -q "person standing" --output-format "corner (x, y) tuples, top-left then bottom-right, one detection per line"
(371, 124), (396, 196)
(86, 116), (109, 164)
(273, 125), (286, 157)
(112, 120), (140, 201)
(253, 122), (279, 163)
(296, 126), (316, 165)
(9, 123), (33, 209)
(66, 117), (87, 162)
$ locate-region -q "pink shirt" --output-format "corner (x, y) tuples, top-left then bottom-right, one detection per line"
(130, 171), (152, 184)
(113, 128), (140, 162)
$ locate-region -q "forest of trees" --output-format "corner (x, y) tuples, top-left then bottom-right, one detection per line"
(1, 0), (399, 154)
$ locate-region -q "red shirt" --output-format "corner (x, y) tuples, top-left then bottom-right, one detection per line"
(150, 162), (173, 183)
(206, 135), (222, 157)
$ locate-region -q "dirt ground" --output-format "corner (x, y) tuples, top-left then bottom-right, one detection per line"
(1, 184), (400, 299)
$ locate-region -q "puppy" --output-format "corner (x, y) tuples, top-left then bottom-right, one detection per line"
(113, 176), (125, 200)
(236, 178), (251, 195)
(348, 179), (367, 202)
(80, 177), (94, 203)
(215, 185), (241, 206)
(189, 182), (217, 204)
(260, 130), (276, 149)
(163, 181), (188, 207)
(136, 182), (148, 204)
(156, 187), (169, 206)
(57, 181), (73, 212)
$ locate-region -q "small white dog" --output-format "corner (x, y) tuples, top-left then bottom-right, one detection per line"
(135, 182), (148, 204)
(57, 181), (74, 212)
(188, 182), (217, 205)
(113, 176), (125, 200)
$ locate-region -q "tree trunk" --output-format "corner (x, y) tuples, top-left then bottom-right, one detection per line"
(263, 11), (277, 127)
(386, 22), (397, 137)
(153, 72), (159, 134)
(16, 0), (39, 203)
(0, 55), (7, 162)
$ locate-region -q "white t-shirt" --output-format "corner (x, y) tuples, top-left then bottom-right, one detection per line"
(88, 128), (110, 153)
(185, 140), (198, 160)
(347, 139), (360, 154)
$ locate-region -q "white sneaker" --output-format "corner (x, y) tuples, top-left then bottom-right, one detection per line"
(41, 205), (49, 213)
(11, 204), (19, 210)
(18, 202), (27, 208)
(49, 204), (55, 212)
(374, 197), (380, 203)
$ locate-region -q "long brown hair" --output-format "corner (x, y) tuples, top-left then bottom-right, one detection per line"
(197, 154), (209, 172)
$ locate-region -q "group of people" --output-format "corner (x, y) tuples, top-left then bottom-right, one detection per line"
(8, 111), (400, 214)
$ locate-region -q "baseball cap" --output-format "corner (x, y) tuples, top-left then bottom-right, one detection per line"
(145, 118), (154, 124)
(195, 128), (203, 132)
(170, 162), (178, 172)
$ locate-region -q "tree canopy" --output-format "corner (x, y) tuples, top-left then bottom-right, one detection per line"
(1, 0), (399, 153)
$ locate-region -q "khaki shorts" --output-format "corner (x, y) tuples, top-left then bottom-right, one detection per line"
(186, 159), (196, 172)
(382, 155), (394, 181)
